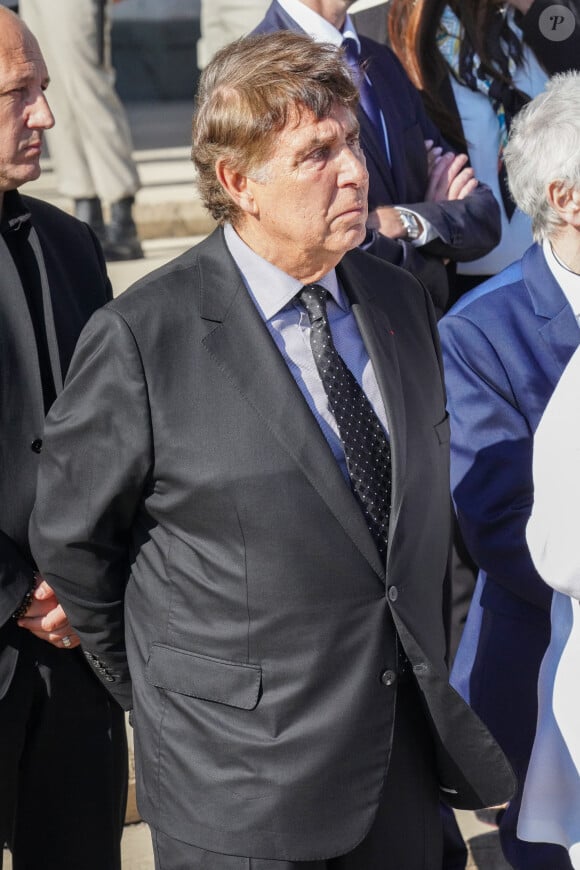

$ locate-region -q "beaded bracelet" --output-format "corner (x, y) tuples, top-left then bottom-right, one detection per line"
(12, 581), (36, 620)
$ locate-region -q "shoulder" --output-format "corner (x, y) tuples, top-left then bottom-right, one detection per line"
(21, 194), (83, 233)
(441, 260), (527, 330)
(21, 194), (103, 255)
(341, 246), (436, 331)
(343, 244), (426, 293)
(108, 229), (227, 327)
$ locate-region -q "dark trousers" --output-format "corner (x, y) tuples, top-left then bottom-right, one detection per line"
(152, 680), (443, 870)
(471, 606), (573, 870)
(0, 630), (127, 870)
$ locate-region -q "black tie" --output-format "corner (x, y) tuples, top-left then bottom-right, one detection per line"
(299, 285), (392, 558)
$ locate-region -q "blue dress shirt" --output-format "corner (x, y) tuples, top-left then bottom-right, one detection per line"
(224, 223), (389, 481)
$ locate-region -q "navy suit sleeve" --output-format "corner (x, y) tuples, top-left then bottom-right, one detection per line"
(439, 313), (552, 612)
(30, 307), (154, 710)
(362, 40), (501, 263)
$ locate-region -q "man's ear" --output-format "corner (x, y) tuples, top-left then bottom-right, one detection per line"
(547, 181), (580, 228)
(215, 159), (258, 216)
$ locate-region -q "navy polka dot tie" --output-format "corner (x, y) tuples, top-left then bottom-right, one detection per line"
(299, 284), (392, 558)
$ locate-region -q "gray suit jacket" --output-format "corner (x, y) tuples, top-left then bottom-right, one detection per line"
(30, 228), (514, 859)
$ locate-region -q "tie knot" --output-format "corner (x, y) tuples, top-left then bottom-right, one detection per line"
(299, 284), (328, 325)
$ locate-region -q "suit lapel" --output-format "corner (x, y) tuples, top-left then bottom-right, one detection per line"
(524, 244), (580, 375)
(358, 38), (406, 200)
(28, 226), (63, 395)
(0, 234), (45, 432)
(357, 109), (399, 203)
(337, 254), (407, 553)
(198, 230), (385, 580)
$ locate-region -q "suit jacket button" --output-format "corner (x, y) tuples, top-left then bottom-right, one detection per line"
(388, 585), (398, 602)
(30, 439), (43, 453)
(380, 669), (396, 687)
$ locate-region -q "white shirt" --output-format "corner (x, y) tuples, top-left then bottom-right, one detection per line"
(526, 344), (580, 598)
(519, 282), (580, 863)
(543, 239), (580, 325)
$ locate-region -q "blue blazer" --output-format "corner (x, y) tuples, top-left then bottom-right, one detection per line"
(253, 2), (501, 315)
(440, 243), (580, 713)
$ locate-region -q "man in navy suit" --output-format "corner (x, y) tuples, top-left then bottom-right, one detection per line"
(440, 73), (580, 870)
(253, 0), (501, 316)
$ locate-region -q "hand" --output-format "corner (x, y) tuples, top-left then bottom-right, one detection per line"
(426, 150), (478, 202)
(424, 139), (443, 175)
(505, 0), (534, 12)
(17, 578), (80, 649)
(367, 206), (418, 239)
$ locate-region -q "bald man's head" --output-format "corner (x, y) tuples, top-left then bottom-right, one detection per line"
(0, 6), (53, 206)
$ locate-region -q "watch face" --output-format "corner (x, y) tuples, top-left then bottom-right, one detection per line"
(400, 210), (420, 240)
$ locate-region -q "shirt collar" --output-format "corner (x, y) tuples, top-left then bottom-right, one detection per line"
(543, 238), (580, 319)
(276, 0), (360, 51)
(224, 223), (345, 321)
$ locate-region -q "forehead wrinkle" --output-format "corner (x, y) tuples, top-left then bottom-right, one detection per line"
(295, 113), (360, 159)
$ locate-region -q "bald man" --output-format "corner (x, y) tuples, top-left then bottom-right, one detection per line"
(0, 9), (126, 868)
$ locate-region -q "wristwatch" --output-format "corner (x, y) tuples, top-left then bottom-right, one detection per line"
(397, 209), (422, 241)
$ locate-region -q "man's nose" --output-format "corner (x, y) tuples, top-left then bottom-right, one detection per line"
(339, 145), (368, 187)
(29, 91), (55, 130)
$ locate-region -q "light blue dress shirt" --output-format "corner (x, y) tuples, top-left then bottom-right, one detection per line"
(224, 223), (389, 481)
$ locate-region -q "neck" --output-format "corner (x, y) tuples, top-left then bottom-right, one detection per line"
(550, 228), (580, 275)
(298, 0), (348, 30)
(233, 222), (339, 284)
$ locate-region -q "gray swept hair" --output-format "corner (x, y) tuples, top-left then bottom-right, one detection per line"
(504, 71), (580, 242)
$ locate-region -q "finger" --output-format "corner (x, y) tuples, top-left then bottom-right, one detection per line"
(26, 628), (81, 649)
(18, 604), (69, 633)
(33, 578), (57, 601)
(443, 153), (470, 184)
(447, 167), (475, 199)
(426, 152), (455, 200)
(456, 176), (479, 201)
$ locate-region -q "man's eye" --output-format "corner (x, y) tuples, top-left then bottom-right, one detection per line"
(308, 147), (330, 161)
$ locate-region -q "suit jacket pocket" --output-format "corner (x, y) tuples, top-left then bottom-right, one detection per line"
(145, 643), (261, 710)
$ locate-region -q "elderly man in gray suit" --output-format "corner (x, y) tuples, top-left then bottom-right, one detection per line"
(30, 30), (514, 870)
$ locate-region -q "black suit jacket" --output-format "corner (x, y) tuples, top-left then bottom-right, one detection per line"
(253, 1), (501, 315)
(30, 228), (514, 859)
(0, 191), (112, 697)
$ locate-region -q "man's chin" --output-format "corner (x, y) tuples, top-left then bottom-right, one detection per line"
(341, 222), (367, 252)
(17, 162), (42, 187)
